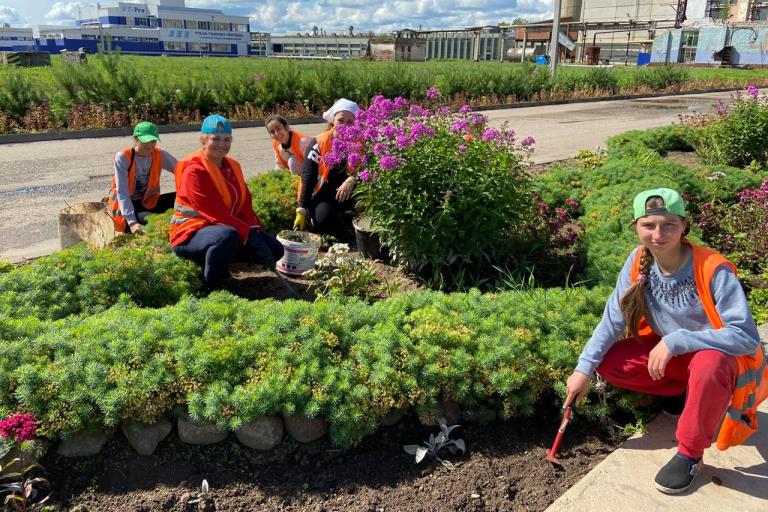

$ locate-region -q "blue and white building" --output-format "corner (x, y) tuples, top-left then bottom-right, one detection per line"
(34, 0), (251, 56)
(0, 27), (36, 52)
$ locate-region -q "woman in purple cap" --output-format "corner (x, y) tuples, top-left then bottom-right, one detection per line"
(107, 121), (177, 234)
(170, 114), (283, 287)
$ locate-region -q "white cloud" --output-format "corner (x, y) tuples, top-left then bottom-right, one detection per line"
(44, 1), (85, 24)
(0, 4), (24, 25)
(10, 0), (554, 32)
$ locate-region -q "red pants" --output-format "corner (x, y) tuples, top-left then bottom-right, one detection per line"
(597, 336), (738, 459)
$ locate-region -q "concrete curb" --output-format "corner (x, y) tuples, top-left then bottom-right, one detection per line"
(0, 88), (737, 145)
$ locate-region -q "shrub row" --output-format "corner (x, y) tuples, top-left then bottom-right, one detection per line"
(7, 51), (768, 134)
(534, 125), (765, 285)
(0, 286), (611, 448)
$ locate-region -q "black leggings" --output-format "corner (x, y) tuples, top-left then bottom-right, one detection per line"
(133, 192), (176, 226)
(309, 188), (354, 237)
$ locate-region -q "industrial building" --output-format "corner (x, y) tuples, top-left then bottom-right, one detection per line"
(33, 0), (251, 56)
(0, 27), (36, 52)
(651, 0), (768, 64)
(251, 26), (369, 59)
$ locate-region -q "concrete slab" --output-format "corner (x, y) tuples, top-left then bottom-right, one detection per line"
(547, 385), (768, 512)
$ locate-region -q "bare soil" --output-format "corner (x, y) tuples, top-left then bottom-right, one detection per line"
(42, 409), (620, 512)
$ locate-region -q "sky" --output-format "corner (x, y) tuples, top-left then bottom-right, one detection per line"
(0, 0), (553, 33)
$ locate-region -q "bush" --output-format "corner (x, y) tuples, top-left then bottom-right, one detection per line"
(631, 65), (689, 90)
(688, 88), (768, 167)
(0, 69), (43, 124)
(697, 179), (768, 275)
(0, 214), (200, 321)
(0, 287), (614, 446)
(331, 93), (539, 289)
(247, 171), (297, 232)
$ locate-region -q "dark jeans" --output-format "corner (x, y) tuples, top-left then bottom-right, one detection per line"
(125, 192), (176, 231)
(309, 186), (355, 238)
(172, 225), (284, 286)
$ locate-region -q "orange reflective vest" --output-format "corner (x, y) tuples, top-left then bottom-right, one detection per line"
(169, 148), (250, 247)
(272, 130), (308, 199)
(313, 129), (354, 197)
(108, 147), (162, 232)
(630, 241), (768, 450)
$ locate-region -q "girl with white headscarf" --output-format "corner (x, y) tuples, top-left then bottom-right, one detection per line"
(293, 98), (360, 236)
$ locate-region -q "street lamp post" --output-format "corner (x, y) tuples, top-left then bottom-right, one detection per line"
(96, 2), (105, 52)
(549, 0), (562, 79)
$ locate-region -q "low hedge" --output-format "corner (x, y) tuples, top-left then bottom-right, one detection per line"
(0, 287), (611, 448)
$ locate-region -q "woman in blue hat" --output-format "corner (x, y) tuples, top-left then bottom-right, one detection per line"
(169, 114), (283, 287)
(107, 121), (178, 234)
(562, 188), (766, 494)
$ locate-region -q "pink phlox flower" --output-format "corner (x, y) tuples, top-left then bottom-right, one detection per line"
(347, 152), (367, 169)
(380, 155), (398, 170)
(747, 85), (759, 98)
(459, 105), (472, 114)
(555, 207), (569, 220)
(521, 135), (536, 147)
(359, 169), (371, 182)
(394, 96), (409, 109)
(457, 144), (467, 153)
(396, 132), (411, 150)
(410, 122), (434, 141)
(363, 127), (379, 141)
(0, 414), (37, 442)
(565, 198), (580, 208)
(373, 142), (388, 155)
(450, 119), (469, 132)
(381, 124), (398, 139)
(435, 106), (451, 117)
(469, 113), (486, 126)
(426, 86), (442, 100)
(323, 152), (343, 168)
(409, 104), (430, 117)
(482, 127), (501, 142)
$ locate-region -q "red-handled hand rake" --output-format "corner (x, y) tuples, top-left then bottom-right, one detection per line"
(545, 399), (576, 467)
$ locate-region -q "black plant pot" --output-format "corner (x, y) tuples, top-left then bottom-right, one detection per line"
(352, 216), (381, 260)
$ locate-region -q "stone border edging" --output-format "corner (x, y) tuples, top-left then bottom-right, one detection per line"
(0, 87), (736, 146)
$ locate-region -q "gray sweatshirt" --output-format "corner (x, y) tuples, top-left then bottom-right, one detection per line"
(114, 149), (177, 225)
(576, 246), (760, 377)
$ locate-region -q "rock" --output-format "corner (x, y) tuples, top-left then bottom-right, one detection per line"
(121, 419), (173, 456)
(177, 414), (228, 445)
(57, 428), (113, 457)
(0, 440), (48, 469)
(69, 505), (89, 512)
(283, 415), (328, 443)
(235, 416), (283, 450)
(381, 409), (405, 426)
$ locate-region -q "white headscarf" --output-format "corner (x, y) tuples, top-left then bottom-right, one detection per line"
(322, 98), (359, 123)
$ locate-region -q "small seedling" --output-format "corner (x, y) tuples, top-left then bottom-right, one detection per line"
(188, 479), (209, 505)
(404, 416), (466, 469)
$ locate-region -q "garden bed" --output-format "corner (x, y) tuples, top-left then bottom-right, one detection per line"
(44, 408), (619, 512)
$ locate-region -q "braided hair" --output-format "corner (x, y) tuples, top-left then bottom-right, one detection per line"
(619, 196), (690, 338)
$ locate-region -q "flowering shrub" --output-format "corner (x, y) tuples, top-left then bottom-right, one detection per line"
(686, 87), (768, 167)
(327, 91), (538, 288)
(0, 414), (36, 444)
(696, 179), (768, 275)
(304, 243), (397, 301)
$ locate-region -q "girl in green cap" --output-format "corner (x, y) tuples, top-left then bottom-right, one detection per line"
(563, 188), (767, 494)
(107, 121), (178, 234)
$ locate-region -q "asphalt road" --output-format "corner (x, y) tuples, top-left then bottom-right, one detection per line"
(0, 91), (731, 262)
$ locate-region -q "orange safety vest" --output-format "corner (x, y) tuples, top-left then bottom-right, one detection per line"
(169, 148), (249, 247)
(630, 241), (768, 450)
(272, 130), (307, 199)
(312, 129), (354, 197)
(108, 147), (162, 232)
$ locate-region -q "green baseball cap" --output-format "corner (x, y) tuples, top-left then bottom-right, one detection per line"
(632, 188), (687, 220)
(133, 121), (160, 143)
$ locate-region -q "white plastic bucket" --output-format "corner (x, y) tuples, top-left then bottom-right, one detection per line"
(276, 230), (321, 276)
